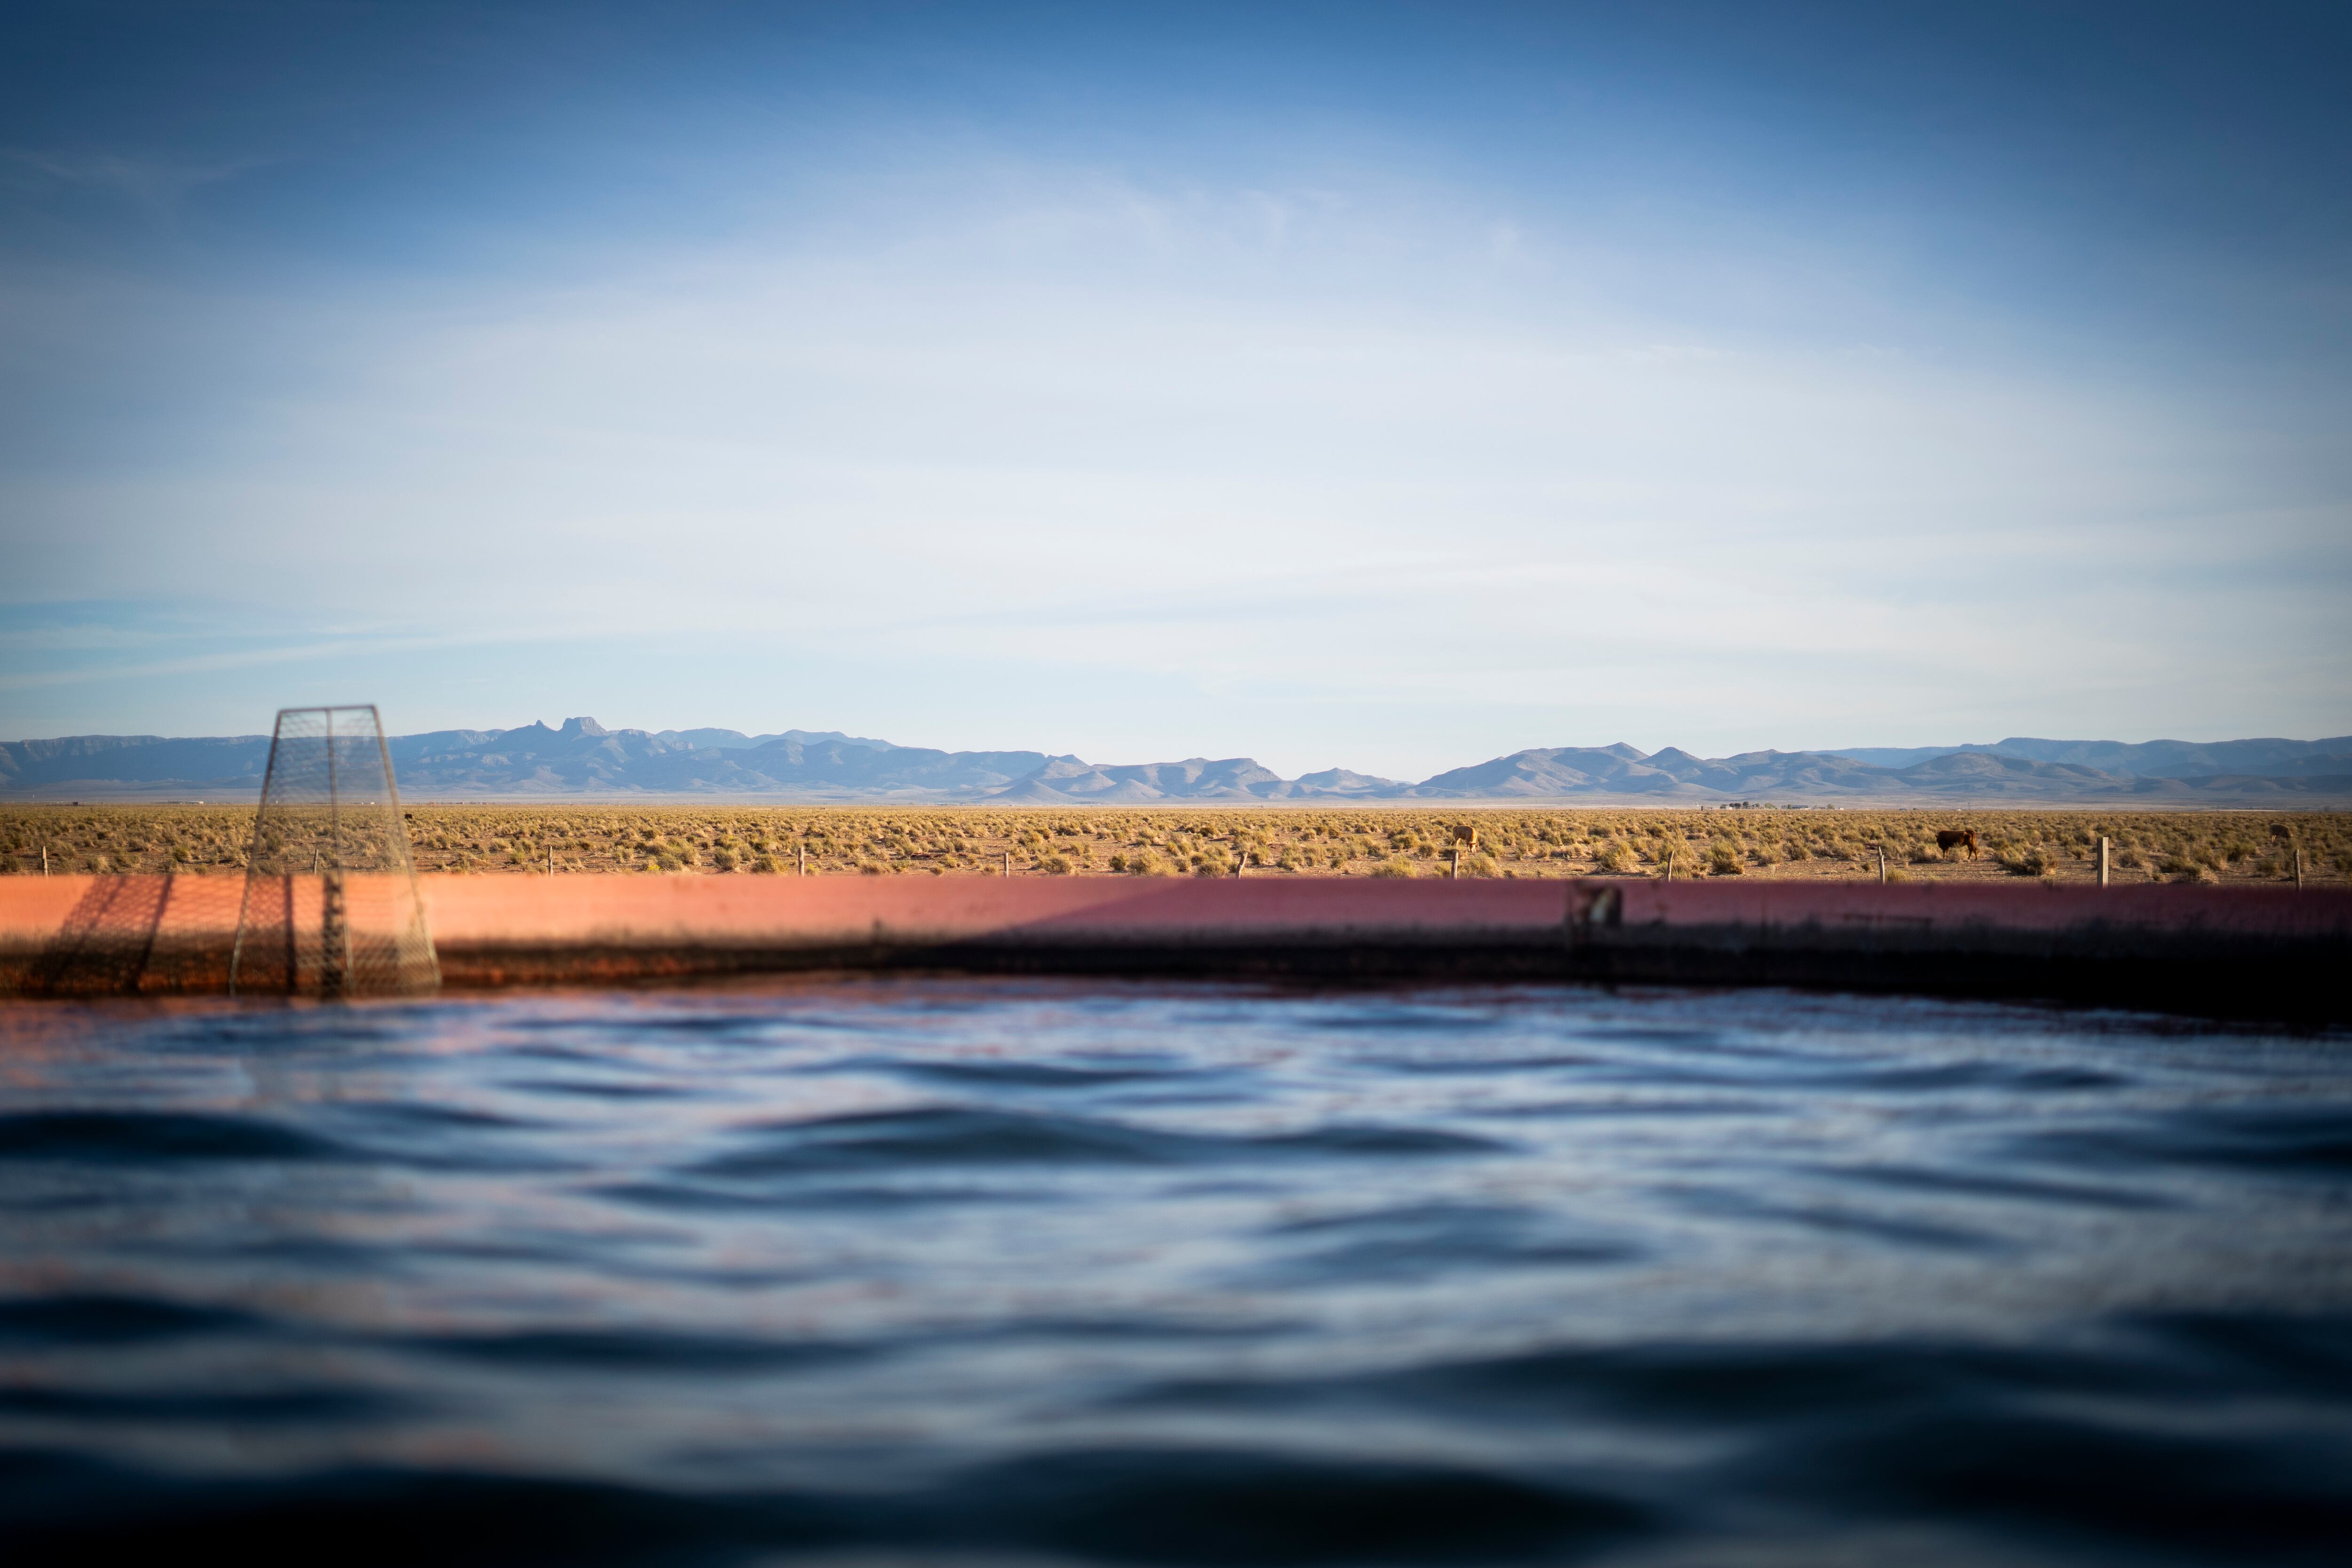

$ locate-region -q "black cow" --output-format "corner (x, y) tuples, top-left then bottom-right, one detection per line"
(1935, 829), (1978, 859)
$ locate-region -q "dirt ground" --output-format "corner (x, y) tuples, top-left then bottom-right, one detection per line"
(3, 803), (2343, 886)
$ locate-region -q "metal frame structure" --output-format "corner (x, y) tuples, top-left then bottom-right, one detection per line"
(230, 705), (439, 998)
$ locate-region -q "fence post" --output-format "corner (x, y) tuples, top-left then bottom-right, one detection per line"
(1003, 851), (1011, 878)
(2296, 847), (2304, 889)
(320, 871), (350, 999)
(2098, 837), (2110, 887)
(1876, 844), (1887, 885)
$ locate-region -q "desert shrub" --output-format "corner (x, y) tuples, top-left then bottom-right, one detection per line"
(710, 848), (738, 871)
(1593, 842), (1636, 874)
(1038, 854), (1073, 876)
(1706, 844), (1743, 876)
(1464, 853), (1499, 876)
(1370, 857), (1417, 878)
(857, 860), (886, 875)
(1107, 853), (1129, 872)
(1650, 842), (1694, 878)
(16, 804), (2328, 885)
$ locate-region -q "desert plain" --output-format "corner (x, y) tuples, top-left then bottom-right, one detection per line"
(2, 805), (2343, 887)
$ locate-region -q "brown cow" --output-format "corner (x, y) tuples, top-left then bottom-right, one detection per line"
(2270, 822), (2295, 841)
(1935, 829), (1978, 859)
(1450, 825), (1478, 849)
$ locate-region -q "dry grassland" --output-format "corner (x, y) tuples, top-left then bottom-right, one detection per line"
(2, 805), (2344, 885)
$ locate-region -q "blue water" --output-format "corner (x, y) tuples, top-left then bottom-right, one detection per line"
(2, 979), (2348, 1565)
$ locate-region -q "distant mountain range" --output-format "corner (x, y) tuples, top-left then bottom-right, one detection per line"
(4, 718), (2348, 804)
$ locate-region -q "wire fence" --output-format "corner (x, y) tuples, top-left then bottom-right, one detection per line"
(230, 705), (438, 998)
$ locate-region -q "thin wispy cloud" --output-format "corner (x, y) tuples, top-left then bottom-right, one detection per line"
(1, 2), (2345, 768)
(0, 147), (264, 211)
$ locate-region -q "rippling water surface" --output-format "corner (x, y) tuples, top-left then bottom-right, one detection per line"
(2, 979), (2348, 1565)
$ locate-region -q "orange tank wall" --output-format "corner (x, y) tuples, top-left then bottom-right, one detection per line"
(2, 872), (2347, 1017)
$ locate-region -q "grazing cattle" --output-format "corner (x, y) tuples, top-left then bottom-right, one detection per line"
(2270, 822), (2295, 841)
(1450, 825), (1478, 849)
(1935, 829), (1978, 859)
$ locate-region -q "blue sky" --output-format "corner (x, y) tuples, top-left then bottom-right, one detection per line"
(4, 1), (2347, 777)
